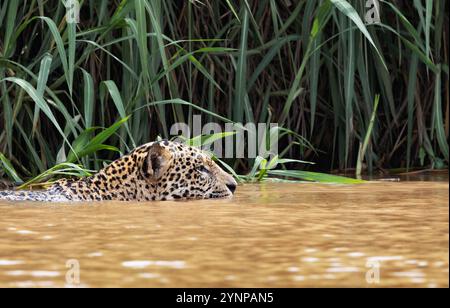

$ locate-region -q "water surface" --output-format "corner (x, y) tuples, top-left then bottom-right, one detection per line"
(0, 181), (448, 287)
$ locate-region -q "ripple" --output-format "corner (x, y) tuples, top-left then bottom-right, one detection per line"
(333, 247), (348, 252)
(125, 225), (139, 229)
(139, 273), (161, 279)
(30, 271), (61, 277)
(330, 262), (343, 267)
(87, 252), (104, 257)
(391, 271), (425, 278)
(6, 270), (60, 277)
(405, 260), (428, 267)
(347, 252), (365, 258)
(15, 281), (57, 288)
(265, 276), (279, 282)
(322, 234), (334, 238)
(304, 248), (318, 253)
(0, 260), (24, 266)
(410, 278), (426, 284)
(5, 270), (26, 276)
(122, 261), (152, 269)
(367, 256), (404, 262)
(302, 257), (319, 263)
(122, 260), (186, 269)
(327, 267), (360, 273)
(292, 275), (305, 281)
(15, 230), (36, 235)
(417, 261), (428, 267)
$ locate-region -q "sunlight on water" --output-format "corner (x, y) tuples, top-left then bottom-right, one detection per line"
(5, 270), (61, 277)
(0, 260), (24, 266)
(121, 260), (186, 269)
(0, 181), (448, 287)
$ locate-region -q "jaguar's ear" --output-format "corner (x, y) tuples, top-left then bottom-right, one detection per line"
(141, 143), (172, 182)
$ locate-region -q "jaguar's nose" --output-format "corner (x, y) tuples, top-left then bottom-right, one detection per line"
(226, 183), (237, 194)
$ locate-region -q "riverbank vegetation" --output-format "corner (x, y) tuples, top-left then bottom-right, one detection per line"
(0, 0), (448, 186)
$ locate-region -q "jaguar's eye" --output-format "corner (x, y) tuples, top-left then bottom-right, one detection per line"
(196, 166), (210, 173)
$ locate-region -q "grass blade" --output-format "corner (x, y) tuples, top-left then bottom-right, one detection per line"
(268, 170), (365, 184)
(0, 152), (23, 183)
(356, 95), (380, 177)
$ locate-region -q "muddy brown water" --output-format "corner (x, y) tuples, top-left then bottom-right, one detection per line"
(0, 181), (448, 288)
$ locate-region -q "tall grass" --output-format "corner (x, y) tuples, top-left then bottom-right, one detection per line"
(0, 0), (448, 184)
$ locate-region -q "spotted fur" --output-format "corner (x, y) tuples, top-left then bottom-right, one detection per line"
(0, 141), (237, 202)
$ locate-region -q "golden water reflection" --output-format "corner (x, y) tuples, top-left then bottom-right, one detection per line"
(0, 181), (448, 287)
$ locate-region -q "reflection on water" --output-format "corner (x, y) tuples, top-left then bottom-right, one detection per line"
(362, 171), (449, 182)
(0, 181), (448, 288)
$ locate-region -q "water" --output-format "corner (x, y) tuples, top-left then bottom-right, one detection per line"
(0, 181), (448, 287)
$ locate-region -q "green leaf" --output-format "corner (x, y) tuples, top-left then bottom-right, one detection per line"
(100, 80), (136, 147)
(433, 66), (449, 161)
(33, 54), (53, 135)
(81, 68), (95, 128)
(234, 7), (250, 123)
(268, 170), (366, 184)
(67, 21), (76, 94)
(356, 95), (380, 177)
(38, 17), (72, 92)
(67, 116), (130, 163)
(330, 0), (387, 70)
(17, 163), (93, 190)
(1, 77), (74, 154)
(3, 0), (18, 56)
(0, 152), (23, 184)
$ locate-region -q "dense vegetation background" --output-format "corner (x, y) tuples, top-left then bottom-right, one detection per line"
(0, 0), (448, 184)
